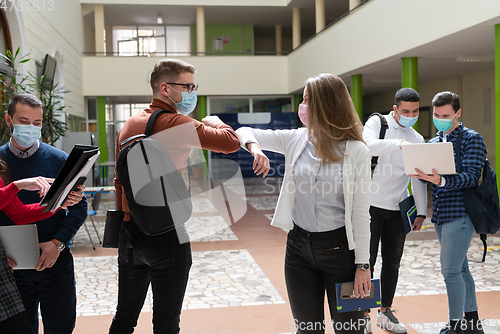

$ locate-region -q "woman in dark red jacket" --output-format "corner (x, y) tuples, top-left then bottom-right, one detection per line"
(0, 157), (83, 333)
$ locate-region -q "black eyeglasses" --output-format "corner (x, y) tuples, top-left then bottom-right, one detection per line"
(165, 82), (199, 93)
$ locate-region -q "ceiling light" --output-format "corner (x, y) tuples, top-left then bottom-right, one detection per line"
(157, 13), (163, 24)
(456, 56), (494, 63)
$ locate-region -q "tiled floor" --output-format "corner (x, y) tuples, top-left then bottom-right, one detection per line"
(65, 178), (500, 334)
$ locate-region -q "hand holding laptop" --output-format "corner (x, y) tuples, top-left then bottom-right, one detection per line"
(411, 168), (442, 185)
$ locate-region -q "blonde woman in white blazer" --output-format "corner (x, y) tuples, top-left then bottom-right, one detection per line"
(236, 74), (371, 334)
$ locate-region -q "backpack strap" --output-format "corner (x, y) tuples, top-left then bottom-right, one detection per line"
(455, 130), (464, 173)
(119, 109), (175, 150)
(454, 129), (488, 261)
(368, 113), (389, 176)
(145, 109), (174, 137)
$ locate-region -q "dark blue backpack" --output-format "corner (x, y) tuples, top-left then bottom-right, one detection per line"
(456, 130), (500, 262)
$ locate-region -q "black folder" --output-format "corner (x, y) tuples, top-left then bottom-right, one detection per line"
(40, 145), (100, 212)
(103, 210), (124, 248)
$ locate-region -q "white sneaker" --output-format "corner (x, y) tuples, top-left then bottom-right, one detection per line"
(376, 309), (407, 334)
(364, 314), (373, 334)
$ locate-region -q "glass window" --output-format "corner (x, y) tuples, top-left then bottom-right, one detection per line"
(88, 98), (97, 120)
(166, 26), (191, 56)
(253, 97), (292, 113)
(210, 98), (250, 114)
(67, 115), (87, 132)
(113, 26), (138, 56)
(138, 26), (165, 56)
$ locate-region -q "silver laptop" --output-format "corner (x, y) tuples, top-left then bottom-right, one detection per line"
(401, 142), (457, 176)
(0, 225), (40, 270)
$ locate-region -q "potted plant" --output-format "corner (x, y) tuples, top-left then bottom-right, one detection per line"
(0, 47), (68, 146)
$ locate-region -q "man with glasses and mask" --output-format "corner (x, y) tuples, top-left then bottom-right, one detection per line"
(362, 88), (427, 333)
(109, 58), (240, 334)
(412, 91), (486, 334)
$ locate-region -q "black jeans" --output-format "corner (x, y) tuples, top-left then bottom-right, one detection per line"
(109, 220), (192, 334)
(368, 206), (406, 308)
(0, 311), (34, 334)
(285, 224), (365, 334)
(14, 249), (76, 334)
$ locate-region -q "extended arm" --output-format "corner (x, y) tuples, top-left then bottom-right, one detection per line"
(362, 115), (403, 156)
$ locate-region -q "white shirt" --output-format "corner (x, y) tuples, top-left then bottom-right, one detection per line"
(293, 141), (345, 232)
(8, 139), (40, 158)
(236, 127), (371, 264)
(362, 112), (427, 215)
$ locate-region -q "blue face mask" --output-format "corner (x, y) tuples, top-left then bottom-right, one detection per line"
(168, 86), (198, 116)
(433, 114), (457, 132)
(396, 109), (418, 128)
(11, 123), (42, 148)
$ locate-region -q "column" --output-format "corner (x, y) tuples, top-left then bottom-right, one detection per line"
(401, 57), (419, 131)
(275, 25), (282, 55)
(94, 5), (105, 55)
(351, 74), (363, 121)
(294, 94), (302, 127)
(97, 96), (107, 163)
(196, 7), (205, 56)
(349, 0), (362, 10)
(315, 0), (325, 33)
(198, 96), (207, 120)
(292, 8), (301, 49)
(495, 24), (500, 187)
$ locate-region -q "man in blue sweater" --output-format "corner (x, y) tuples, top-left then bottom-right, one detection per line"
(0, 94), (88, 334)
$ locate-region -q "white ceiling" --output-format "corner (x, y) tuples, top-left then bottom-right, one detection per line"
(84, 0), (498, 97)
(341, 16), (498, 95)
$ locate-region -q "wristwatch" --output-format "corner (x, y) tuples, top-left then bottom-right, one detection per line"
(356, 263), (370, 271)
(51, 239), (66, 251)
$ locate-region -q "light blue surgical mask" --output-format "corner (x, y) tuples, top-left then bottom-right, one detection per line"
(433, 114), (457, 132)
(396, 109), (418, 128)
(167, 85), (198, 116)
(11, 123), (42, 148)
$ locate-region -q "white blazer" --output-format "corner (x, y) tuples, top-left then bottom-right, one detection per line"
(236, 127), (371, 264)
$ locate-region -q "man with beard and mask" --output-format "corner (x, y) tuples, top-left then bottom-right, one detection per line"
(0, 93), (87, 334)
(109, 58), (240, 334)
(361, 88), (427, 334)
(412, 91), (486, 334)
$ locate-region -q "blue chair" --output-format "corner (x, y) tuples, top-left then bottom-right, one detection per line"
(85, 187), (103, 250)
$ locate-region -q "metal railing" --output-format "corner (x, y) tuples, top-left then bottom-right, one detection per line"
(83, 0), (370, 58)
(82, 51), (291, 57)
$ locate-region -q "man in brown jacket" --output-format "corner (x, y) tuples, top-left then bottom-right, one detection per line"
(109, 59), (240, 334)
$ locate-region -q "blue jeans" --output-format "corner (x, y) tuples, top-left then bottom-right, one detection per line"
(435, 215), (478, 320)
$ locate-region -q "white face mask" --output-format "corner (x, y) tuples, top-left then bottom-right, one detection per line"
(9, 116), (42, 148)
(167, 85), (198, 115)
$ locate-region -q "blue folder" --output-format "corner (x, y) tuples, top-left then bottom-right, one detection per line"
(399, 195), (417, 234)
(335, 279), (381, 313)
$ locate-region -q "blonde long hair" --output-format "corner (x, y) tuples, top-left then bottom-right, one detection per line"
(305, 73), (365, 163)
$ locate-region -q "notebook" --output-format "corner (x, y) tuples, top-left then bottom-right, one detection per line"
(401, 142), (456, 175)
(0, 225), (40, 270)
(399, 195), (417, 234)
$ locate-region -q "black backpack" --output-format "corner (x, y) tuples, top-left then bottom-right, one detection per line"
(115, 109), (193, 236)
(456, 130), (500, 262)
(367, 113), (389, 176)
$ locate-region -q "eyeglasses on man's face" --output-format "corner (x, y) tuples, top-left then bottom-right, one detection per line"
(166, 82), (199, 93)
